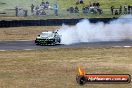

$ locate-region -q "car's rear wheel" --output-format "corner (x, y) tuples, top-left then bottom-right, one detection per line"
(35, 40), (39, 45)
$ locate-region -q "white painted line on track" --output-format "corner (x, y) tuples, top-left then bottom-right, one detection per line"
(123, 46), (132, 48)
(23, 49), (33, 50)
(112, 46), (132, 48)
(0, 49), (34, 51)
(0, 50), (6, 51)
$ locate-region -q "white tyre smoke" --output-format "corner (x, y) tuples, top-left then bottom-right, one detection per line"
(57, 15), (132, 45)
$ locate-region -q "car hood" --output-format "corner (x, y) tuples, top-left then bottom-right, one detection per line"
(37, 36), (54, 39)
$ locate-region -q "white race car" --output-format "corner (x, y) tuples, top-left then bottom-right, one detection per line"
(35, 31), (61, 45)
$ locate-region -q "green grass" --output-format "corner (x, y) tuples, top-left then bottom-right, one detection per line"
(1, 0), (131, 10)
(0, 0), (132, 19)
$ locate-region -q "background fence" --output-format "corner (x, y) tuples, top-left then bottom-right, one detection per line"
(0, 18), (117, 27)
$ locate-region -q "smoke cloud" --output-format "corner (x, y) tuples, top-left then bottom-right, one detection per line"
(57, 15), (132, 45)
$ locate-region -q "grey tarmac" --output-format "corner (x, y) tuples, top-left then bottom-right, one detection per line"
(0, 40), (132, 51)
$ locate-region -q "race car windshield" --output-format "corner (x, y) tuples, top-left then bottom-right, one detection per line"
(41, 32), (54, 38)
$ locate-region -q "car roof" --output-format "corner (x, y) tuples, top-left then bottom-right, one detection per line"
(42, 31), (53, 34)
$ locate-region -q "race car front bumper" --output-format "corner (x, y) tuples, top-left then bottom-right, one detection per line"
(35, 38), (55, 45)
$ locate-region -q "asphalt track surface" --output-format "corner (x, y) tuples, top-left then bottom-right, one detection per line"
(0, 40), (132, 51)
